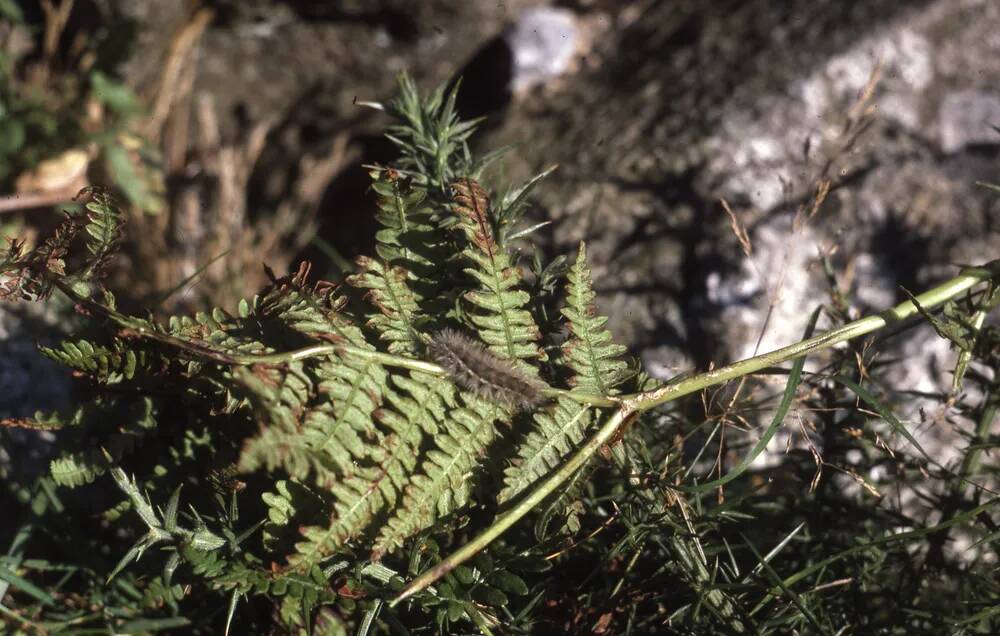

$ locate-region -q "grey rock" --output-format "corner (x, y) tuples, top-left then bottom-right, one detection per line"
(939, 90), (1000, 153)
(704, 214), (829, 362)
(467, 0), (1000, 523)
(0, 303), (70, 477)
(0, 307), (70, 420)
(505, 7), (581, 92)
(486, 0), (999, 371)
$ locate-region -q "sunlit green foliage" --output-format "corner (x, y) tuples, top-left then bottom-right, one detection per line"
(1, 73), (998, 636)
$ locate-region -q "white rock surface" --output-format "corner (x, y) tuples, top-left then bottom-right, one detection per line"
(505, 7), (581, 92)
(939, 90), (1000, 153)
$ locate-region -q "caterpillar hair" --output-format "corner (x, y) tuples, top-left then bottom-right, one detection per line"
(428, 329), (547, 412)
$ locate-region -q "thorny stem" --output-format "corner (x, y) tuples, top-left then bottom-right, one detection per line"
(392, 262), (1000, 603)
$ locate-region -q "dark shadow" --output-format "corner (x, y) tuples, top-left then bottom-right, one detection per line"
(555, 0), (938, 367)
(14, 0), (138, 74)
(868, 209), (942, 303)
(294, 133), (399, 278)
(237, 0), (421, 42)
(451, 35), (514, 124)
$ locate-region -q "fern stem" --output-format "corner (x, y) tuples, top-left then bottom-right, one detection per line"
(625, 262), (997, 411)
(539, 387), (618, 407)
(55, 281), (619, 409)
(394, 262), (999, 603)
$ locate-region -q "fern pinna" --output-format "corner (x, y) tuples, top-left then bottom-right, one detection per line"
(0, 74), (630, 632)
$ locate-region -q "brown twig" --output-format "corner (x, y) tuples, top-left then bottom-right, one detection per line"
(40, 0), (75, 69)
(721, 198), (752, 259)
(143, 6), (215, 141)
(0, 190), (77, 214)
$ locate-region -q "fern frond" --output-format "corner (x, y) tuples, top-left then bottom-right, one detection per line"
(311, 352), (387, 466)
(264, 471), (394, 570)
(288, 163), (500, 563)
(291, 468), (387, 567)
(236, 342), (388, 487)
(237, 261), (408, 566)
(274, 356), (390, 564)
(561, 242), (631, 394)
(78, 186), (125, 280)
(373, 395), (504, 557)
(367, 167), (447, 280)
(179, 541), (337, 610)
(254, 261), (349, 342)
(289, 369), (456, 566)
(261, 479), (330, 552)
(1, 407), (82, 431)
(46, 397), (158, 487)
(38, 338), (147, 384)
(348, 167), (457, 343)
(353, 176), (558, 539)
(141, 576), (186, 610)
(237, 259), (390, 483)
(451, 178), (544, 364)
(349, 257), (423, 356)
(51, 453), (104, 487)
(235, 363), (320, 481)
(498, 244), (628, 504)
(164, 307), (267, 358)
(0, 186), (124, 301)
(0, 238), (30, 300)
(239, 424), (318, 483)
(498, 398), (592, 504)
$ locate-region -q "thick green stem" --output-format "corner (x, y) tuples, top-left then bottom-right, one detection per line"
(393, 263), (998, 603)
(393, 407), (635, 604)
(627, 265), (992, 410)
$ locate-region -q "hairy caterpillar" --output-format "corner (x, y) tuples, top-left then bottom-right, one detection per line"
(428, 329), (547, 412)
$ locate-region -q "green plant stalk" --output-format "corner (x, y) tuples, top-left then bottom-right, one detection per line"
(393, 262), (999, 604)
(630, 264), (995, 411)
(953, 304), (988, 393)
(924, 379), (998, 564)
